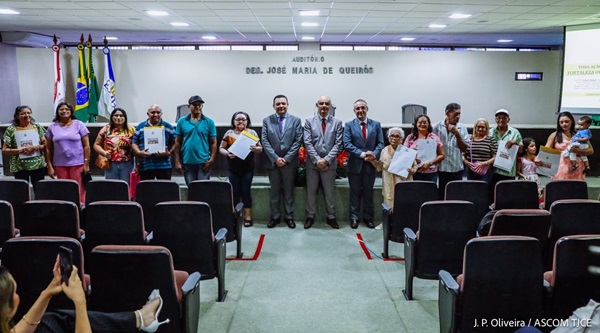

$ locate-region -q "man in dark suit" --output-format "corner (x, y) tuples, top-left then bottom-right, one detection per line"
(343, 99), (384, 229)
(261, 94), (303, 228)
(303, 96), (344, 229)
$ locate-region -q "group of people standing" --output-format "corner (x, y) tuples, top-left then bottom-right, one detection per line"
(2, 97), (594, 228)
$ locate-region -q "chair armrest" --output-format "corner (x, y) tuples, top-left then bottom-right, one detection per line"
(404, 228), (417, 243)
(403, 228), (418, 268)
(234, 202), (244, 217)
(182, 272), (201, 333)
(215, 228), (227, 242)
(214, 228), (228, 302)
(438, 270), (460, 333)
(382, 203), (392, 215)
(382, 203), (392, 242)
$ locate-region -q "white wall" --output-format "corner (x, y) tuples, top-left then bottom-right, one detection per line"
(16, 48), (561, 126)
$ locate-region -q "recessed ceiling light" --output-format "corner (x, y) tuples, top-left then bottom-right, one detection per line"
(429, 24), (447, 28)
(301, 22), (319, 27)
(0, 9), (19, 15)
(299, 10), (319, 17)
(302, 36), (315, 40)
(202, 35), (216, 40)
(145, 10), (169, 16)
(400, 37), (415, 41)
(449, 13), (471, 19)
(497, 39), (513, 43)
(170, 22), (189, 27)
(105, 36), (118, 40)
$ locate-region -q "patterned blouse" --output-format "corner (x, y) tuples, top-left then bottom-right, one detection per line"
(3, 123), (47, 173)
(97, 125), (135, 162)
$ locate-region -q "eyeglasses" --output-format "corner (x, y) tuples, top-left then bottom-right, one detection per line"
(389, 134), (401, 138)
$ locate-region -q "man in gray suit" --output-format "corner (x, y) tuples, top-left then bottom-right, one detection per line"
(343, 99), (384, 229)
(303, 96), (344, 229)
(262, 94), (303, 228)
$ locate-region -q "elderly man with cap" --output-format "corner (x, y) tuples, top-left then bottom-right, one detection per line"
(173, 95), (217, 185)
(488, 108), (523, 197)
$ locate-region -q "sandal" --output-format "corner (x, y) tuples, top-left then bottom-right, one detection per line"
(244, 219), (253, 227)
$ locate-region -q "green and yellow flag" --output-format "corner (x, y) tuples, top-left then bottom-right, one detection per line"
(75, 36), (90, 122)
(86, 34), (100, 122)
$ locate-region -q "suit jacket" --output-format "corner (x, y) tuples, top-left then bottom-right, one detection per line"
(343, 118), (384, 174)
(261, 113), (303, 169)
(303, 114), (343, 170)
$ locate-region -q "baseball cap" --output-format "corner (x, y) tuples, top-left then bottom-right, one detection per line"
(495, 109), (510, 117)
(188, 95), (205, 104)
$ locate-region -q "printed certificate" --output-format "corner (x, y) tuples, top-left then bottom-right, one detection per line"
(144, 126), (166, 154)
(416, 139), (436, 166)
(493, 140), (519, 172)
(15, 129), (41, 160)
(536, 146), (561, 177)
(388, 145), (417, 178)
(228, 131), (259, 160)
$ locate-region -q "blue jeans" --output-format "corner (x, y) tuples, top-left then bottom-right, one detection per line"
(183, 163), (210, 186)
(105, 161), (133, 184)
(228, 170), (253, 208)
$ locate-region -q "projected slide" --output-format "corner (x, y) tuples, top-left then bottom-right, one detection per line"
(560, 24), (600, 114)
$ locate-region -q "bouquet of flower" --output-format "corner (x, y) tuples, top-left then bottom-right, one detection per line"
(295, 146), (307, 187)
(336, 150), (349, 178)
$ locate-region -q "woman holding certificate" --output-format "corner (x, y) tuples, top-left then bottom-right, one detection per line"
(2, 105), (47, 189)
(219, 111), (262, 227)
(45, 102), (91, 204)
(404, 114), (445, 183)
(544, 111), (593, 180)
(93, 108), (136, 183)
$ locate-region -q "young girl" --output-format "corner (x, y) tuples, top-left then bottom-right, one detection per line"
(517, 137), (543, 200)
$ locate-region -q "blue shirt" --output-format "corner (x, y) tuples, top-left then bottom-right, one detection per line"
(133, 119), (175, 171)
(175, 114), (217, 164)
(573, 128), (592, 143)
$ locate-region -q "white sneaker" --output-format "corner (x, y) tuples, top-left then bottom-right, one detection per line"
(374, 223), (383, 230)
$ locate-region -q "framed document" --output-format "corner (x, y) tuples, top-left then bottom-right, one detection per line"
(144, 126), (166, 154)
(15, 129), (41, 160)
(228, 131), (259, 160)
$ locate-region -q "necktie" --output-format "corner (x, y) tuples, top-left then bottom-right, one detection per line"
(321, 118), (326, 134)
(278, 116), (284, 135)
(361, 122), (367, 140)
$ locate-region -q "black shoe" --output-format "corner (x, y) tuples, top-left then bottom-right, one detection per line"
(326, 218), (339, 229)
(350, 219), (359, 229)
(364, 220), (375, 229)
(285, 219), (296, 229)
(304, 218), (314, 229)
(267, 219), (280, 228)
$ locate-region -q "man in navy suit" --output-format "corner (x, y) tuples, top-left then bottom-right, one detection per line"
(261, 94), (303, 228)
(343, 99), (384, 229)
(303, 96), (344, 229)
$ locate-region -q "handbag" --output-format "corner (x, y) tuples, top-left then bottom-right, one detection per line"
(469, 140), (490, 176)
(129, 171), (141, 199)
(81, 171), (92, 189)
(95, 155), (110, 170)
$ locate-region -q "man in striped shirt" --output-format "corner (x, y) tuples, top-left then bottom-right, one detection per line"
(432, 103), (470, 199)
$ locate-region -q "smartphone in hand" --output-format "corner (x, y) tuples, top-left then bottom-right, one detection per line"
(58, 246), (73, 285)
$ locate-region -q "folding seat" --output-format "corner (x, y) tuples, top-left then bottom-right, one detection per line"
(90, 245), (201, 333)
(403, 200), (477, 300)
(188, 180), (243, 258)
(444, 180), (490, 222)
(134, 180), (180, 233)
(82, 201), (147, 270)
(1, 236), (87, 320)
(493, 179), (539, 210)
(35, 179), (81, 208)
(0, 200), (17, 247)
(546, 199), (600, 270)
(381, 181), (437, 258)
(151, 201), (227, 301)
(487, 208), (551, 250)
(20, 200), (82, 239)
(438, 236), (544, 333)
(85, 179), (130, 206)
(544, 235), (600, 320)
(0, 179), (31, 228)
(543, 179), (588, 211)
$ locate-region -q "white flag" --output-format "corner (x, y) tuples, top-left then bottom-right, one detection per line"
(52, 46), (66, 113)
(99, 47), (117, 118)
